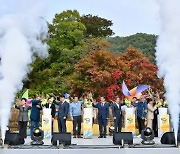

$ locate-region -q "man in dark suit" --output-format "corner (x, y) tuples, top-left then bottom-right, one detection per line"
(58, 95), (69, 133)
(30, 96), (42, 134)
(93, 96), (109, 138)
(112, 96), (122, 133)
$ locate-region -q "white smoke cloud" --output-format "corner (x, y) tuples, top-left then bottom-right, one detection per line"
(156, 0), (180, 141)
(0, 0), (48, 141)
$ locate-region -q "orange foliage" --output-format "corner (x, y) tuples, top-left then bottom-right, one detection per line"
(73, 47), (163, 100)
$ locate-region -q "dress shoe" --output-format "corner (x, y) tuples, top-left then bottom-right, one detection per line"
(77, 135), (83, 138)
(103, 136), (106, 138)
(73, 135), (77, 138)
(98, 136), (103, 138)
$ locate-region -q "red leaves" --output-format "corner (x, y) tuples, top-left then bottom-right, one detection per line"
(74, 47), (163, 100)
(106, 84), (121, 101)
(112, 69), (123, 81)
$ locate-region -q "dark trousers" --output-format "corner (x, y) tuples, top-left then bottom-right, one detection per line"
(51, 120), (54, 134)
(153, 113), (158, 137)
(98, 118), (107, 137)
(58, 118), (66, 133)
(18, 121), (27, 138)
(30, 120), (39, 134)
(73, 115), (81, 135)
(137, 117), (145, 134)
(114, 116), (122, 133)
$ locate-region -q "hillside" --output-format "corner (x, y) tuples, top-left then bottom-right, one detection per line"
(106, 33), (157, 63)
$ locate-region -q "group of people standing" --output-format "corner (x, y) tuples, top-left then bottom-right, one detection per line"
(14, 94), (167, 139)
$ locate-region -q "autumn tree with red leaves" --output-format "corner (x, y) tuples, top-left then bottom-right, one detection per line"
(119, 47), (163, 92)
(73, 47), (163, 100)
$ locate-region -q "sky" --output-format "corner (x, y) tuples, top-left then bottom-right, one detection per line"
(45, 0), (161, 36)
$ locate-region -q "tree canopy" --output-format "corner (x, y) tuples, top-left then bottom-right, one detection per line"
(73, 47), (163, 100)
(19, 10), (163, 98)
(27, 10), (86, 95)
(81, 14), (114, 38)
(106, 33), (157, 63)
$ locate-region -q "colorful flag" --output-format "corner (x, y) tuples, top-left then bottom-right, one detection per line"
(122, 81), (150, 100)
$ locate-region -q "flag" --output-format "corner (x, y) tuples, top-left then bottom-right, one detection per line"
(22, 89), (28, 99)
(122, 81), (150, 100)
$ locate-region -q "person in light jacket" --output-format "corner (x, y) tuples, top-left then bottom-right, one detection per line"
(147, 98), (158, 129)
(69, 96), (84, 138)
(15, 98), (31, 138)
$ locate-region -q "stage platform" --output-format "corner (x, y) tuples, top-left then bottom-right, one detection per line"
(0, 136), (179, 154)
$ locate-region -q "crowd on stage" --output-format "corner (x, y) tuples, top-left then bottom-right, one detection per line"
(14, 93), (168, 139)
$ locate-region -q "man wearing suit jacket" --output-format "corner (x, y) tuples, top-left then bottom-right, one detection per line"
(93, 96), (109, 138)
(58, 95), (69, 133)
(30, 96), (42, 134)
(137, 95), (147, 135)
(112, 97), (122, 133)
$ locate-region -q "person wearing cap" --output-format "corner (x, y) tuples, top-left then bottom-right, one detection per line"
(58, 95), (69, 133)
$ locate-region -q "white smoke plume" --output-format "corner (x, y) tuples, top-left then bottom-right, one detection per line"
(0, 0), (48, 141)
(156, 0), (180, 141)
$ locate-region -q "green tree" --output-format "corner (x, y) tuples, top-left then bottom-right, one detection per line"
(27, 10), (86, 94)
(106, 33), (157, 63)
(81, 14), (114, 38)
(49, 10), (86, 52)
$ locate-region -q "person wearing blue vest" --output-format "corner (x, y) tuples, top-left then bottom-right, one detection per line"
(112, 96), (122, 133)
(137, 95), (147, 135)
(93, 96), (109, 138)
(30, 95), (42, 134)
(69, 96), (84, 138)
(58, 95), (69, 133)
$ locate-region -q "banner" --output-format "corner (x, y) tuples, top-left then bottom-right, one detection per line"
(42, 109), (52, 138)
(83, 108), (93, 138)
(125, 114), (135, 133)
(159, 114), (170, 136)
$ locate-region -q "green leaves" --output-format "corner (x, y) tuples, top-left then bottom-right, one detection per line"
(21, 10), (162, 99)
(48, 10), (86, 52)
(106, 33), (157, 63)
(26, 10), (86, 95)
(81, 14), (114, 38)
